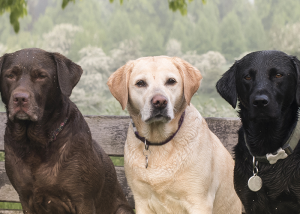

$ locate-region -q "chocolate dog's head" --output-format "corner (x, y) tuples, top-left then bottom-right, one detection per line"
(0, 48), (82, 121)
(216, 50), (300, 122)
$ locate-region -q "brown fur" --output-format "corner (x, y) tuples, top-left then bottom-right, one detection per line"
(0, 48), (134, 214)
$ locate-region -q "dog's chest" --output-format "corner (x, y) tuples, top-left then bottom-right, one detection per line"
(237, 154), (300, 213)
(7, 152), (76, 212)
(258, 161), (300, 196)
(125, 143), (198, 213)
(132, 175), (191, 213)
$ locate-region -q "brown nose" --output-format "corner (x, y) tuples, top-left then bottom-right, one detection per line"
(152, 95), (168, 109)
(13, 92), (29, 105)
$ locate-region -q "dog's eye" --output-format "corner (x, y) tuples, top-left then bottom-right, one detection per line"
(136, 80), (147, 87)
(6, 74), (15, 79)
(244, 75), (251, 80)
(275, 74), (283, 78)
(37, 73), (47, 79)
(166, 78), (177, 85)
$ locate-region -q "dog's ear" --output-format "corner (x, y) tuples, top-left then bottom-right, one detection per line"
(107, 61), (134, 110)
(172, 57), (202, 105)
(291, 56), (300, 105)
(52, 52), (83, 97)
(0, 54), (6, 93)
(216, 62), (238, 109)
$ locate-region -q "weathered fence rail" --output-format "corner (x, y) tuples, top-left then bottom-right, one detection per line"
(0, 112), (242, 213)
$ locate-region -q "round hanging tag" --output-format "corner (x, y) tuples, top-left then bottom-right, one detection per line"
(248, 175), (262, 192)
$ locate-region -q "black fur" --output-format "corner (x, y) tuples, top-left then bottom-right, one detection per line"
(216, 50), (300, 214)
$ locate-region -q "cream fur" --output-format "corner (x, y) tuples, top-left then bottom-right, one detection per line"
(108, 56), (242, 214)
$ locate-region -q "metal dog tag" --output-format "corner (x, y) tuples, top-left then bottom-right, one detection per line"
(248, 175), (262, 192)
(145, 155), (148, 169)
(143, 145), (151, 169)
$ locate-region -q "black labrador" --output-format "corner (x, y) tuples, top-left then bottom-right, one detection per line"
(216, 50), (300, 214)
(0, 48), (134, 214)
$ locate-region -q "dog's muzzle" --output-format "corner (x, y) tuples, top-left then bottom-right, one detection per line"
(9, 90), (38, 121)
(146, 95), (171, 123)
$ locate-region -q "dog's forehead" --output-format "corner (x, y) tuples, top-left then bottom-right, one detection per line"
(132, 57), (179, 76)
(3, 48), (55, 71)
(238, 51), (294, 74)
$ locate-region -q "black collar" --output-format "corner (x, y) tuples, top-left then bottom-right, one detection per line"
(49, 103), (70, 143)
(131, 111), (185, 149)
(49, 118), (68, 143)
(244, 108), (300, 164)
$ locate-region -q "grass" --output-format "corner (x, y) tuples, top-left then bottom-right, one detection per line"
(110, 156), (124, 166)
(0, 202), (22, 210)
(0, 152), (4, 161)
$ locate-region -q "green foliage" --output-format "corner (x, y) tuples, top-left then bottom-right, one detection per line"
(244, 13), (267, 51)
(1, 0), (300, 116)
(220, 12), (246, 61)
(0, 0), (78, 33)
(62, 0), (75, 9)
(109, 0), (206, 15)
(168, 0), (193, 15)
(256, 0), (300, 30)
(0, 0), (27, 33)
(269, 23), (300, 58)
(0, 0), (208, 33)
(192, 96), (237, 118)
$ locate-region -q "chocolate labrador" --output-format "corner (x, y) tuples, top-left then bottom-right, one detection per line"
(216, 50), (300, 214)
(0, 48), (133, 214)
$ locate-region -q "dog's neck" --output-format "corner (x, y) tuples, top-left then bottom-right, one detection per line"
(239, 102), (299, 156)
(130, 109), (186, 144)
(6, 96), (71, 149)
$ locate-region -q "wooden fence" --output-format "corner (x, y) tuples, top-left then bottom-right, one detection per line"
(0, 112), (242, 213)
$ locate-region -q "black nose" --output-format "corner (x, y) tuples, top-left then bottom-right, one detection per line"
(152, 95), (168, 109)
(13, 92), (29, 105)
(253, 95), (269, 107)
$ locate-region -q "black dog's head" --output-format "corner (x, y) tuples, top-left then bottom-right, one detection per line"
(0, 48), (82, 121)
(216, 50), (300, 122)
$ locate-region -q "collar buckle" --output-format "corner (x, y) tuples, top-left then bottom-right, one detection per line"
(283, 144), (293, 155)
(145, 139), (149, 150)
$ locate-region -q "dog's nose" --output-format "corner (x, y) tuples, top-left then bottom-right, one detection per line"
(13, 92), (29, 105)
(253, 95), (269, 107)
(152, 95), (168, 109)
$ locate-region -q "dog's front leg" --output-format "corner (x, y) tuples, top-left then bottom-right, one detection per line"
(134, 198), (156, 214)
(74, 200), (96, 214)
(21, 205), (36, 214)
(187, 204), (213, 214)
(135, 205), (156, 214)
(184, 197), (214, 214)
(19, 196), (37, 214)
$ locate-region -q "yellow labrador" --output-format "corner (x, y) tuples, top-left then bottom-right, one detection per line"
(107, 56), (241, 214)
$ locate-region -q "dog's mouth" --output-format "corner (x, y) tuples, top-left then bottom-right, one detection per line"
(145, 113), (171, 123)
(250, 112), (278, 122)
(15, 111), (30, 120)
(9, 108), (38, 122)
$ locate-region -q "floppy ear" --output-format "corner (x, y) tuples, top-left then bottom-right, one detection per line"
(0, 55), (5, 93)
(216, 62), (238, 109)
(291, 56), (300, 106)
(172, 57), (202, 105)
(52, 52), (83, 97)
(0, 54), (7, 93)
(107, 61), (134, 110)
